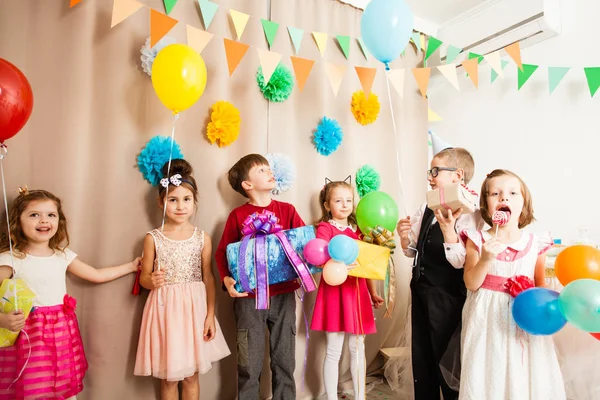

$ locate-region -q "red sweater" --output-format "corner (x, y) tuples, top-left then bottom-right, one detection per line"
(215, 200), (305, 296)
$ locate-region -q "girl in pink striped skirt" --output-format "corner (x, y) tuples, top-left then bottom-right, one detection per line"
(0, 189), (140, 400)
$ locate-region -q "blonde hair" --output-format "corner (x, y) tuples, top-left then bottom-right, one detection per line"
(480, 169), (535, 228)
(435, 147), (475, 184)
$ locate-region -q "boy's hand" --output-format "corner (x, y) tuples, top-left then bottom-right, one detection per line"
(0, 310), (26, 332)
(435, 208), (462, 243)
(396, 217), (411, 241)
(224, 277), (249, 298)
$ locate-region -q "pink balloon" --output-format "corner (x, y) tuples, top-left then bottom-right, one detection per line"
(322, 260), (348, 286)
(304, 238), (331, 265)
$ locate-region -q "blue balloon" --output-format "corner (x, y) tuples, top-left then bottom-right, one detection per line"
(343, 241), (359, 265)
(328, 235), (359, 264)
(512, 288), (567, 335)
(360, 0), (414, 67)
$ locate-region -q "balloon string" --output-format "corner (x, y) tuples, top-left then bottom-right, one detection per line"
(0, 146), (17, 306)
(159, 113), (179, 271)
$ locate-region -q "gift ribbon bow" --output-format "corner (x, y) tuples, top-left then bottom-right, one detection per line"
(238, 211), (317, 309)
(363, 225), (397, 319)
(461, 184), (479, 196)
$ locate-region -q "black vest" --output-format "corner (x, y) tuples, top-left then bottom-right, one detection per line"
(412, 207), (465, 287)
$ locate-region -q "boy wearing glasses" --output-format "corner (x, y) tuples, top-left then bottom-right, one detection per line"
(396, 147), (484, 400)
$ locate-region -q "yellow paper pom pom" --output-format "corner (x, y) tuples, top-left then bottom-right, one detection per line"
(206, 101), (241, 147)
(351, 90), (380, 126)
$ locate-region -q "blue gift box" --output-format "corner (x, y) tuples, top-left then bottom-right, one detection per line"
(226, 225), (320, 293)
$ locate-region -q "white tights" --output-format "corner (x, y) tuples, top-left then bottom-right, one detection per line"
(323, 332), (366, 400)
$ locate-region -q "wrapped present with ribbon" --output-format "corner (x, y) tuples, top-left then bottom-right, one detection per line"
(0, 279), (36, 347)
(426, 183), (479, 214)
(226, 211), (319, 309)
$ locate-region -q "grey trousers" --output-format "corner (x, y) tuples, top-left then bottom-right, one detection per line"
(234, 292), (297, 400)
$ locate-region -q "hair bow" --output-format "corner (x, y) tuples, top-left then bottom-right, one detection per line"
(160, 174), (182, 188)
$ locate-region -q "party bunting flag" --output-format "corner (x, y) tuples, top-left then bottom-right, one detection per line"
(230, 10), (250, 40)
(445, 45), (462, 64)
(111, 0), (143, 28)
(462, 58), (479, 88)
(261, 19), (279, 48)
(186, 25), (213, 54)
(420, 34), (426, 51)
(70, 0), (83, 7)
(163, 0), (177, 15)
(287, 26), (304, 55)
(425, 37), (443, 61)
(324, 62), (346, 96)
(290, 56), (314, 92)
(411, 32), (421, 52)
(336, 35), (351, 60)
(355, 67), (376, 97)
(517, 64), (539, 90)
(150, 9), (178, 48)
(584, 67), (600, 97)
(428, 108), (442, 122)
(548, 67), (570, 95)
(437, 64), (459, 90)
(223, 38), (249, 76)
(198, 0), (219, 30)
(505, 42), (523, 71)
(312, 32), (328, 57)
(387, 69), (405, 98)
(468, 52), (484, 64)
(412, 68), (431, 98)
(491, 60), (510, 83)
(484, 51), (503, 78)
(257, 49), (281, 84)
(357, 37), (370, 60)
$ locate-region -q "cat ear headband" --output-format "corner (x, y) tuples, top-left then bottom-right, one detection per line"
(322, 175), (351, 191)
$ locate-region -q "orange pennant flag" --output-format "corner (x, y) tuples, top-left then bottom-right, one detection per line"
(462, 58), (479, 88)
(355, 66), (376, 98)
(505, 42), (523, 71)
(111, 0), (143, 28)
(290, 56), (315, 92)
(223, 38), (250, 76)
(150, 9), (178, 48)
(70, 0), (83, 7)
(412, 67), (431, 98)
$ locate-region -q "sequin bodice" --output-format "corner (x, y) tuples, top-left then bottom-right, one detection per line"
(148, 228), (204, 285)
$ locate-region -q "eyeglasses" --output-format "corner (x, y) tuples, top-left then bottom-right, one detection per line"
(427, 167), (457, 178)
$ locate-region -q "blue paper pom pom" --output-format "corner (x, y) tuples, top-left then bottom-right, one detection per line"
(137, 136), (184, 186)
(313, 117), (343, 156)
(266, 153), (296, 195)
(140, 36), (177, 76)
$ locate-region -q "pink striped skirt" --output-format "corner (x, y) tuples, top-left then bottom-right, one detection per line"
(0, 295), (88, 400)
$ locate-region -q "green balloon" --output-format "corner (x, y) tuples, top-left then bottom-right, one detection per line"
(558, 279), (600, 332)
(356, 191), (399, 233)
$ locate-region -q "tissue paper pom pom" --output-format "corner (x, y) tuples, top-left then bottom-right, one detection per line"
(351, 90), (380, 126)
(266, 153), (296, 195)
(137, 136), (184, 186)
(140, 36), (177, 76)
(256, 63), (294, 102)
(356, 164), (381, 198)
(313, 117), (343, 156)
(206, 101), (241, 147)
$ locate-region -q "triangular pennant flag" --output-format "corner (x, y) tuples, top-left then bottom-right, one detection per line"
(430, 131), (452, 155)
(287, 26), (304, 55)
(198, 0), (219, 30)
(229, 10), (250, 40)
(163, 0), (177, 15)
(468, 52), (484, 64)
(412, 68), (431, 98)
(484, 51), (503, 78)
(223, 38), (250, 76)
(462, 58), (479, 88)
(290, 56), (315, 92)
(312, 32), (328, 57)
(357, 37), (370, 60)
(355, 67), (376, 97)
(70, 0), (83, 7)
(584, 67), (600, 97)
(150, 9), (178, 48)
(261, 19), (279, 48)
(111, 0), (143, 28)
(420, 34), (426, 51)
(517, 64), (539, 90)
(445, 45), (462, 64)
(505, 42), (523, 71)
(324, 62), (346, 96)
(425, 37), (443, 61)
(257, 49), (282, 84)
(411, 32), (421, 52)
(437, 64), (459, 90)
(428, 108), (442, 122)
(336, 35), (351, 60)
(186, 25), (213, 54)
(548, 67), (570, 95)
(491, 60), (510, 83)
(387, 69), (405, 98)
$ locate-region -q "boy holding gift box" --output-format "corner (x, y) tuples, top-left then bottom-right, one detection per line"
(215, 154), (304, 400)
(396, 145), (484, 400)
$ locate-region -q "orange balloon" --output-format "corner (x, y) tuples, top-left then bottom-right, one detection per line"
(554, 245), (600, 286)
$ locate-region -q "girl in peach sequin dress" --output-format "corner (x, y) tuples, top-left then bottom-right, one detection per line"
(134, 160), (230, 399)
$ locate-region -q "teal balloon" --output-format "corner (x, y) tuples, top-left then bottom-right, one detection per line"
(559, 279), (600, 332)
(512, 288), (566, 335)
(328, 235), (359, 264)
(360, 0), (414, 67)
(356, 191), (399, 234)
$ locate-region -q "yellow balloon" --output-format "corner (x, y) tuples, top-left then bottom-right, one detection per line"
(151, 44), (207, 114)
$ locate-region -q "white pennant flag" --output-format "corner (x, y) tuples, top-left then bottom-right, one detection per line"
(257, 49), (282, 84)
(437, 64), (460, 90)
(387, 69), (405, 98)
(484, 51), (504, 79)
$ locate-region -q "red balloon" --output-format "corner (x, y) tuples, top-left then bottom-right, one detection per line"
(591, 332), (600, 341)
(0, 58), (33, 143)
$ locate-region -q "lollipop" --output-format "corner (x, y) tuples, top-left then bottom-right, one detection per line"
(492, 210), (510, 236)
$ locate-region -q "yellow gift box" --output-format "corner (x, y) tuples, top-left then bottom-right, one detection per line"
(0, 279), (36, 348)
(348, 241), (391, 280)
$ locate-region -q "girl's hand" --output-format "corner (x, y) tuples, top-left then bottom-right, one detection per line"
(203, 314), (216, 342)
(481, 238), (506, 262)
(150, 270), (165, 289)
(346, 261), (359, 270)
(371, 293), (384, 309)
(131, 257), (142, 273)
(396, 217), (411, 241)
(0, 310), (26, 332)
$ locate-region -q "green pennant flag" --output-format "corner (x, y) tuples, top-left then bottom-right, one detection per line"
(336, 35), (351, 59)
(411, 31), (421, 52)
(287, 26), (304, 55)
(425, 37), (443, 61)
(357, 37), (370, 60)
(163, 0), (177, 15)
(468, 52), (484, 64)
(446, 45), (461, 64)
(491, 60), (510, 83)
(198, 0), (218, 29)
(548, 67), (570, 95)
(584, 67), (600, 97)
(261, 19), (279, 48)
(517, 64), (539, 90)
